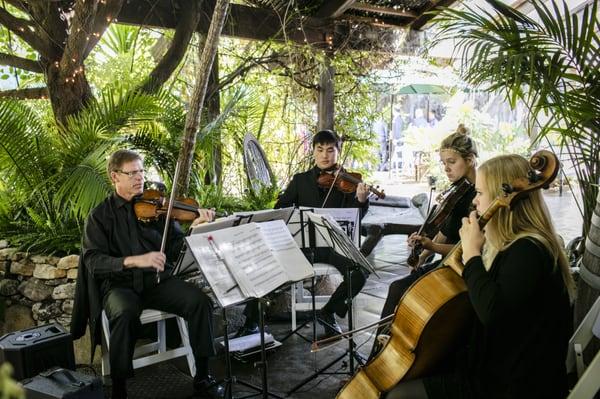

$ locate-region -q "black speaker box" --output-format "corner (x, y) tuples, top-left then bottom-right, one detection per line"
(22, 367), (103, 399)
(0, 323), (75, 381)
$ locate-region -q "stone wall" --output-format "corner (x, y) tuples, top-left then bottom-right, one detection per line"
(0, 241), (95, 364)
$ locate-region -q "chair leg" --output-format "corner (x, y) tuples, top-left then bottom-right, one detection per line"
(101, 311), (111, 377)
(291, 283), (297, 331)
(157, 319), (166, 353)
(568, 350), (600, 399)
(176, 317), (196, 377)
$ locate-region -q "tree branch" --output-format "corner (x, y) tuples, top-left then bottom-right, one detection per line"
(0, 6), (49, 56)
(82, 0), (125, 59)
(0, 86), (48, 99)
(0, 52), (43, 72)
(139, 0), (202, 94)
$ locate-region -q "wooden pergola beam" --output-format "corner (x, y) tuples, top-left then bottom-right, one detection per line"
(411, 0), (455, 30)
(117, 0), (398, 50)
(117, 1), (324, 44)
(314, 0), (357, 19)
(350, 2), (417, 19)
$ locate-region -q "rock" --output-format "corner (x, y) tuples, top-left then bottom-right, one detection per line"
(43, 278), (68, 287)
(30, 255), (51, 264)
(0, 248), (17, 260)
(47, 256), (60, 266)
(0, 240), (8, 249)
(52, 283), (76, 300)
(33, 264), (67, 279)
(33, 302), (63, 321)
(67, 269), (78, 279)
(62, 299), (74, 314)
(0, 279), (19, 296)
(57, 255), (79, 270)
(73, 327), (102, 367)
(10, 261), (35, 276)
(57, 316), (71, 327)
(11, 252), (27, 262)
(18, 278), (53, 302)
(0, 305), (34, 336)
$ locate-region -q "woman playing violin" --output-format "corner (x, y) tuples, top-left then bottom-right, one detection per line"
(237, 130), (370, 339)
(376, 125), (478, 342)
(386, 154), (575, 399)
(73, 149), (224, 399)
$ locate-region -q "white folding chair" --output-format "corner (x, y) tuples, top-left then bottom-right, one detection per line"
(290, 262), (342, 330)
(101, 309), (196, 377)
(567, 295), (600, 398)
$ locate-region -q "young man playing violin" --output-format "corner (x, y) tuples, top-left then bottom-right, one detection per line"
(238, 130), (370, 339)
(71, 149), (224, 399)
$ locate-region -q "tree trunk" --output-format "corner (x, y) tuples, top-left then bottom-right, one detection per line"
(176, 0), (229, 195)
(46, 64), (94, 126)
(204, 54), (222, 186)
(574, 189), (600, 358)
(317, 52), (335, 132)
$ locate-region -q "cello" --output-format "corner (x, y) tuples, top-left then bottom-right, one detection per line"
(335, 150), (560, 399)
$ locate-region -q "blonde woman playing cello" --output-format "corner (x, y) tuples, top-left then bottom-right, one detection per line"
(386, 154), (575, 399)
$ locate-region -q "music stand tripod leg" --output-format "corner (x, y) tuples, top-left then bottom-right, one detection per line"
(235, 298), (285, 399)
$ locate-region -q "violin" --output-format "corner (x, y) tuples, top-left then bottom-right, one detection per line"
(133, 189), (205, 223)
(334, 150), (560, 399)
(317, 166), (385, 199)
(407, 178), (473, 267)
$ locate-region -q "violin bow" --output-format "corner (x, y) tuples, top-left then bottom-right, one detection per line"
(157, 161), (182, 283)
(321, 140), (354, 208)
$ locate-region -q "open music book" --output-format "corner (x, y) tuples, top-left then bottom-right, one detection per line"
(184, 220), (314, 308)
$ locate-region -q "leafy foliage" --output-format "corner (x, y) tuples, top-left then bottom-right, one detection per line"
(430, 0), (600, 235)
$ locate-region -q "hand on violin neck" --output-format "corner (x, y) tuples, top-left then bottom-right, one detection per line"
(459, 211), (484, 263)
(356, 182), (369, 203)
(124, 251), (166, 271)
(191, 208), (216, 227)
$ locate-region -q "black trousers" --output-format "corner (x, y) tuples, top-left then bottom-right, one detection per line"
(102, 275), (215, 378)
(243, 247), (368, 325)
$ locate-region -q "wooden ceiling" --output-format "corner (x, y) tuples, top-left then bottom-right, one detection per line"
(117, 0), (456, 51)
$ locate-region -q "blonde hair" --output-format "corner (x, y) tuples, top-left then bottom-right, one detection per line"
(478, 154), (575, 301)
(439, 124), (479, 161)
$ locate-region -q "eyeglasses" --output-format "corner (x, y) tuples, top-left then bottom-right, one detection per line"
(116, 169), (145, 178)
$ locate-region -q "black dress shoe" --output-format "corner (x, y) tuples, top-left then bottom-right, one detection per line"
(317, 309), (342, 339)
(111, 377), (127, 399)
(234, 323), (260, 338)
(193, 375), (225, 399)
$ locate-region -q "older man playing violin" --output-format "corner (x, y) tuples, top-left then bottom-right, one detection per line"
(72, 149), (223, 399)
(238, 130), (370, 340)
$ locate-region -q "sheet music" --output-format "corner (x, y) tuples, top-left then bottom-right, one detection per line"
(190, 215), (240, 235)
(305, 212), (376, 275)
(288, 207), (360, 248)
(220, 332), (275, 352)
(216, 223), (289, 298)
(185, 234), (245, 307)
(258, 220), (314, 283)
(184, 220), (314, 307)
(234, 207), (294, 224)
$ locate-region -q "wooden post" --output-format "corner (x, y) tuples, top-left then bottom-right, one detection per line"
(318, 52), (335, 131)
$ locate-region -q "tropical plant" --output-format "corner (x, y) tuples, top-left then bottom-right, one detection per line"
(0, 86), (243, 254)
(429, 0), (599, 324)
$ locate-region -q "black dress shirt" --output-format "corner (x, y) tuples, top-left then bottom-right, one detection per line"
(82, 193), (185, 293)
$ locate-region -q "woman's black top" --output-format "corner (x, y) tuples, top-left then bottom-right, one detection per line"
(459, 238), (571, 399)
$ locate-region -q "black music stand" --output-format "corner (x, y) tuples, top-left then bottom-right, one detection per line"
(220, 299), (284, 399)
(278, 208), (321, 344)
(285, 212), (377, 395)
